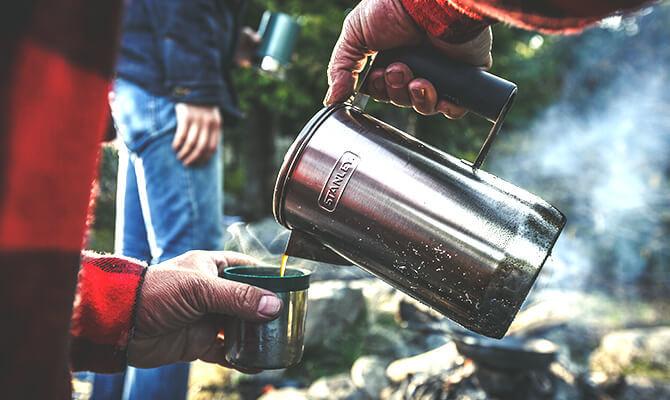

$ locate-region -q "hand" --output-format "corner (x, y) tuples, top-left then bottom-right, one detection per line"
(172, 103), (222, 166)
(325, 0), (492, 118)
(127, 251), (282, 372)
(235, 27), (262, 68)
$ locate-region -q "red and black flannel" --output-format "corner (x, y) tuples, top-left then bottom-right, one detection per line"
(0, 1), (144, 398)
(0, 0), (652, 398)
(401, 0), (653, 41)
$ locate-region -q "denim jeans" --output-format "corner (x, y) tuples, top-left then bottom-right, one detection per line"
(91, 79), (224, 400)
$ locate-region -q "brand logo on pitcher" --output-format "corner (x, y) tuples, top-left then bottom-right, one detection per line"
(319, 151), (360, 212)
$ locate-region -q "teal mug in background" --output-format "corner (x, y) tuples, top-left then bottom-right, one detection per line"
(256, 11), (300, 74)
(222, 266), (310, 369)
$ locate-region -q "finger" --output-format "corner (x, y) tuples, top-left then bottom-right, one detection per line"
(437, 100), (468, 120)
(177, 122), (200, 161)
(324, 11), (371, 105)
(173, 251), (219, 276)
(197, 277), (282, 321)
(208, 251), (260, 273)
(200, 342), (262, 374)
(181, 316), (223, 363)
(182, 315), (258, 374)
(364, 68), (389, 102)
(173, 114), (190, 151)
(244, 27), (262, 45)
(384, 63), (413, 107)
(408, 78), (438, 115)
(428, 27), (493, 68)
(205, 123), (221, 160)
(183, 124), (210, 165)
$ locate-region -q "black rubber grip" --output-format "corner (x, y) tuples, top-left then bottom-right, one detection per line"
(366, 46), (517, 122)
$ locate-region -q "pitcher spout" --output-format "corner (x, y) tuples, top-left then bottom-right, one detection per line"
(285, 230), (350, 266)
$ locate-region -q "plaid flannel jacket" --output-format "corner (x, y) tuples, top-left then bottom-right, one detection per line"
(401, 0), (652, 42)
(0, 1), (144, 398)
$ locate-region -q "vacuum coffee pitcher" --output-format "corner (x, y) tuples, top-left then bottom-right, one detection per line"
(273, 47), (566, 338)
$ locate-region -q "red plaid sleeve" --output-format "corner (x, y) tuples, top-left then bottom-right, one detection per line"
(401, 0), (651, 37)
(400, 0), (493, 43)
(70, 252), (147, 372)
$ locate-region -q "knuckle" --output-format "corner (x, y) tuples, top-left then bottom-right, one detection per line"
(184, 250), (205, 265)
(233, 284), (259, 311)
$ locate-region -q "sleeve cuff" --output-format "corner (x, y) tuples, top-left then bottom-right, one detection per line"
(166, 81), (224, 106)
(70, 252), (147, 373)
(400, 0), (494, 43)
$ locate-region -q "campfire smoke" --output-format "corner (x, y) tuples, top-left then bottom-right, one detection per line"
(490, 7), (670, 297)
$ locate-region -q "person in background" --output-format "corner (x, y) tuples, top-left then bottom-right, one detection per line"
(92, 1), (259, 399)
(0, 0), (652, 399)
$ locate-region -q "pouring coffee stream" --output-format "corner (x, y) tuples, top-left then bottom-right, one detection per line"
(279, 253), (288, 277)
(273, 47), (566, 338)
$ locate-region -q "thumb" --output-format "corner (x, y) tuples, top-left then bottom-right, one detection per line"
(325, 11), (371, 105)
(195, 276), (282, 321)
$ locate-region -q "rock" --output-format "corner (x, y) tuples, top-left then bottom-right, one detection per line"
(386, 342), (461, 383)
(590, 326), (670, 377)
(351, 356), (390, 399)
(305, 281), (366, 349)
(308, 374), (368, 400)
(230, 368), (287, 385)
(619, 376), (670, 400)
(362, 324), (411, 359)
(258, 387), (309, 400)
(423, 334), (450, 350)
(349, 279), (404, 315)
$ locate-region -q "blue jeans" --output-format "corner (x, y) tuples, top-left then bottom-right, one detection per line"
(92, 79), (224, 400)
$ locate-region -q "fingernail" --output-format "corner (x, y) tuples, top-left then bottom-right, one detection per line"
(386, 71), (405, 87)
(257, 295), (282, 318)
(410, 87), (425, 102)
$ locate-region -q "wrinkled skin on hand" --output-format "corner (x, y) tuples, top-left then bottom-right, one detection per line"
(128, 251), (282, 373)
(325, 0), (492, 118)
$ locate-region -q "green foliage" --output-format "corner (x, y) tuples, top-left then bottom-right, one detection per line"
(88, 145), (118, 253)
(624, 360), (670, 381)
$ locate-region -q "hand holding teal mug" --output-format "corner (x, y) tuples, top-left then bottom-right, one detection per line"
(222, 266), (311, 369)
(256, 11), (300, 74)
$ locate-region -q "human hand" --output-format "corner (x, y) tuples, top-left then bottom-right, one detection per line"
(235, 27), (262, 68)
(127, 251), (282, 372)
(325, 0), (492, 118)
(172, 103), (222, 166)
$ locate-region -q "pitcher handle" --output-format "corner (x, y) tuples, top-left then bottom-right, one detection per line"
(358, 46), (517, 170)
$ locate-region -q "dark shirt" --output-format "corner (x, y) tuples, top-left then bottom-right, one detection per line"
(116, 0), (245, 121)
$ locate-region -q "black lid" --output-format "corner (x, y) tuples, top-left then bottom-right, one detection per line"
(222, 266), (311, 292)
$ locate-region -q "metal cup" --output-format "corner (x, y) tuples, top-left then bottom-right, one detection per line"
(256, 11), (300, 74)
(222, 266), (310, 369)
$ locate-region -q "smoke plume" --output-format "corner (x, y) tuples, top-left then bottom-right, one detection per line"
(489, 7), (670, 297)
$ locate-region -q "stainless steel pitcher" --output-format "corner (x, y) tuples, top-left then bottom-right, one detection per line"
(273, 47), (566, 338)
